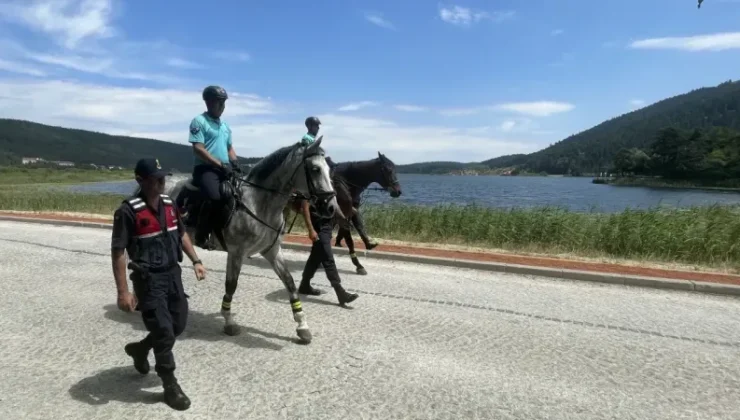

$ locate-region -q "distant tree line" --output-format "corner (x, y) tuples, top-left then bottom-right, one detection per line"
(611, 126), (740, 182)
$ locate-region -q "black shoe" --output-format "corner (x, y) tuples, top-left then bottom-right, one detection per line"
(163, 381), (191, 411)
(298, 280), (324, 296)
(124, 342), (150, 375)
(334, 284), (359, 306)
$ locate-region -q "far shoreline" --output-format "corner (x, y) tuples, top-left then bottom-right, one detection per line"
(595, 177), (740, 193)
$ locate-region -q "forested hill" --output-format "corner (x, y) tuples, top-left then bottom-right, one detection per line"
(0, 119), (260, 171)
(397, 79), (740, 175)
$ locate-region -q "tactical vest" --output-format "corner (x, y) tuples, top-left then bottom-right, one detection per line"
(125, 194), (183, 271)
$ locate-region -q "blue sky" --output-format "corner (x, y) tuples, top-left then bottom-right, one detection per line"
(0, 0), (739, 164)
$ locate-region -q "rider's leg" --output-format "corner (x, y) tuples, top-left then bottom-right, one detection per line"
(193, 165), (222, 248)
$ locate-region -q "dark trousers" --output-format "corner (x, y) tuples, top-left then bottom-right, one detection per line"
(131, 265), (188, 378)
(302, 215), (341, 286)
(192, 164), (226, 202)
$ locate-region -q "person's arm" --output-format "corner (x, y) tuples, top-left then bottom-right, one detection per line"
(301, 199), (317, 241)
(177, 210), (206, 280)
(111, 207), (133, 299)
(189, 118), (224, 168)
(177, 211), (200, 264)
(227, 127), (238, 162)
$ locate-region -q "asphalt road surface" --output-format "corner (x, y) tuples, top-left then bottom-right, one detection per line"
(1, 220), (740, 420)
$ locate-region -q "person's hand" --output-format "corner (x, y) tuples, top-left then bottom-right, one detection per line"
(230, 160), (242, 173)
(117, 291), (137, 312)
(193, 261), (207, 281)
(221, 162), (233, 177)
(308, 229), (318, 242)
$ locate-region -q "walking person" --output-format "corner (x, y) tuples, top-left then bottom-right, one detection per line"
(297, 195), (359, 306)
(111, 157), (207, 411)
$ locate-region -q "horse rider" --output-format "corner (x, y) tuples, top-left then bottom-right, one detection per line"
(111, 157), (207, 411)
(188, 85), (242, 249)
(302, 116), (321, 145)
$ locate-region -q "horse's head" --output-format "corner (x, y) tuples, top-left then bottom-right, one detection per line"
(292, 136), (338, 218)
(375, 151), (402, 198)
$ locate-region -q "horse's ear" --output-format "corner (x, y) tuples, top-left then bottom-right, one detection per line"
(309, 135), (323, 150)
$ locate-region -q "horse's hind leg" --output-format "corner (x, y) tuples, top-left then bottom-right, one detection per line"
(342, 228), (367, 275)
(222, 249), (244, 336)
(261, 245), (312, 344)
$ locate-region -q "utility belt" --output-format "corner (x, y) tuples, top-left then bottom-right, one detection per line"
(128, 261), (178, 279)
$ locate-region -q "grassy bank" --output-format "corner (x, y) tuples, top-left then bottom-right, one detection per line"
(0, 167), (132, 185)
(604, 176), (740, 191)
(2, 187), (740, 269)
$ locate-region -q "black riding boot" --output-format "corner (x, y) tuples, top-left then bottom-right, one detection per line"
(124, 341), (150, 375)
(161, 374), (191, 411)
(194, 201), (214, 249)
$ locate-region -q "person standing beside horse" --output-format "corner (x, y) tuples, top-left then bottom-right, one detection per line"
(111, 158), (207, 411)
(188, 85), (242, 250)
(295, 116), (359, 306)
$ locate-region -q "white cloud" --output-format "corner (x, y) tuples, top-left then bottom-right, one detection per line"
(0, 0), (115, 50)
(629, 32), (740, 51)
(337, 101), (379, 112)
(629, 99), (646, 110)
(394, 104), (428, 112)
(0, 78), (543, 164)
(439, 5), (514, 26)
(0, 58), (46, 76)
(495, 101), (574, 117)
(166, 58), (204, 69)
(440, 101), (575, 117)
(499, 120), (516, 132)
(209, 50), (250, 62)
(551, 29), (564, 36)
(364, 12), (395, 30)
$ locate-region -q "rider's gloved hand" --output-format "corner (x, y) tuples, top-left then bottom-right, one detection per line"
(229, 159), (242, 173)
(220, 162), (234, 177)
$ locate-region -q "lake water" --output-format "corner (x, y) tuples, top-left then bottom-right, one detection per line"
(67, 174), (740, 213)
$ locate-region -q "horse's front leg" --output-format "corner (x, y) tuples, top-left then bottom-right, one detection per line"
(222, 248), (244, 336)
(351, 207), (378, 250)
(261, 244), (312, 344)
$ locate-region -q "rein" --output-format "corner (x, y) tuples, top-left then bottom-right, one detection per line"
(224, 147), (332, 251)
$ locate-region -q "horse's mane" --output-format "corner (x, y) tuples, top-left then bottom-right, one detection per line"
(247, 142), (299, 182)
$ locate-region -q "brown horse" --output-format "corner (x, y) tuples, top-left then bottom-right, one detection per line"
(284, 152), (402, 274)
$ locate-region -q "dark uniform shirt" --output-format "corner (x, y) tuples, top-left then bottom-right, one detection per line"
(112, 195), (186, 269)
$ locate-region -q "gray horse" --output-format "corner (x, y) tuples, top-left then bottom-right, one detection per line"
(133, 138), (339, 344)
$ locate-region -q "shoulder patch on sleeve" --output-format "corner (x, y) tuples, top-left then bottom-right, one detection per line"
(190, 124), (200, 135)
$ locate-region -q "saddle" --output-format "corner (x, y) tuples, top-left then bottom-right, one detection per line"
(175, 176), (241, 250)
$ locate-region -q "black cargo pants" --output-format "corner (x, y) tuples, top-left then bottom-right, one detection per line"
(131, 265), (188, 378)
(302, 214), (342, 286)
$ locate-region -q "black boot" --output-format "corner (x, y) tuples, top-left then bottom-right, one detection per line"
(162, 375), (191, 411)
(124, 342), (150, 374)
(333, 283), (359, 306)
(298, 277), (324, 295)
(194, 201), (214, 249)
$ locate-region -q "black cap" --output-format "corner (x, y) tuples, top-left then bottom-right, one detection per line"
(134, 158), (168, 178)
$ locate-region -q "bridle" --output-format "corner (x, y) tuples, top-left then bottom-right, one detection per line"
(226, 146), (336, 250)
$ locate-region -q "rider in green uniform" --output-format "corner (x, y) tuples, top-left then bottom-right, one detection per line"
(302, 116), (321, 145)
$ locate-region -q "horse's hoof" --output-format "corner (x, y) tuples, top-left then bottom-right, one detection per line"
(356, 267), (368, 275)
(296, 328), (312, 344)
(224, 324), (241, 336)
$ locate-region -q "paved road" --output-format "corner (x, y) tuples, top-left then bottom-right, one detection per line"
(1, 221), (740, 420)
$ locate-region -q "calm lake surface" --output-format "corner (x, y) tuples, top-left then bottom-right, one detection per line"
(68, 174), (740, 213)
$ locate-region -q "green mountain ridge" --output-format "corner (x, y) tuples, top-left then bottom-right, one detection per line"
(396, 79), (740, 175)
(1, 78), (739, 174)
(0, 118), (261, 172)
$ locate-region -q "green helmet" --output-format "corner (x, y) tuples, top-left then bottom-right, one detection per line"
(202, 85), (228, 101)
